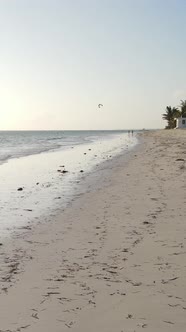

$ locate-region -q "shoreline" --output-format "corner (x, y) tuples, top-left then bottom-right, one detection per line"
(0, 130), (137, 166)
(0, 129), (186, 331)
(0, 131), (137, 238)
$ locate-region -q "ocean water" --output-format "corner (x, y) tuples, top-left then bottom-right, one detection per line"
(0, 130), (138, 238)
(0, 130), (134, 165)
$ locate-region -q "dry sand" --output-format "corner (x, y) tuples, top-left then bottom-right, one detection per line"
(0, 129), (186, 332)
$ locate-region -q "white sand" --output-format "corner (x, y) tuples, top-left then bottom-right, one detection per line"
(0, 129), (186, 331)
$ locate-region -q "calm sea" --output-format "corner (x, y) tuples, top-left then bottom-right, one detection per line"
(0, 130), (132, 164)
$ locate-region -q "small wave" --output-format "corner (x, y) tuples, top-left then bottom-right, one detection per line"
(46, 136), (64, 141)
(0, 145), (63, 166)
(0, 154), (12, 164)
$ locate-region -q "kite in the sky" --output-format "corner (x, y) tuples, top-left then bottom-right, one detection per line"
(98, 104), (103, 108)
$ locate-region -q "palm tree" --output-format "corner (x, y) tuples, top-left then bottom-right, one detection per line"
(162, 106), (180, 129)
(180, 100), (186, 117)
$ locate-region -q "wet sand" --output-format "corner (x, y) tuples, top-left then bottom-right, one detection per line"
(0, 129), (186, 332)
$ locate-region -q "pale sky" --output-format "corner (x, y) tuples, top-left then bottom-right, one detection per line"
(0, 0), (186, 130)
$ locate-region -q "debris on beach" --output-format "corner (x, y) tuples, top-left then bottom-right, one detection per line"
(57, 169), (68, 174)
(126, 314), (133, 319)
(17, 187), (23, 191)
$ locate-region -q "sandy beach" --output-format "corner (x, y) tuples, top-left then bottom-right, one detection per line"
(0, 129), (186, 332)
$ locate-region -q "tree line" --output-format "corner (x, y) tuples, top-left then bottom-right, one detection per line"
(162, 100), (186, 129)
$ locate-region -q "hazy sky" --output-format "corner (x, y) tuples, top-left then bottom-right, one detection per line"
(1, 0), (186, 130)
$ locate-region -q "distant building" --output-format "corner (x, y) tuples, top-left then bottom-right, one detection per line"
(176, 117), (186, 129)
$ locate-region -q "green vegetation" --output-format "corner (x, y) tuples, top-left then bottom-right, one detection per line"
(162, 100), (186, 129)
(180, 100), (186, 117)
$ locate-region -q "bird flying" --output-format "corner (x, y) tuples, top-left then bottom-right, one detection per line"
(98, 104), (103, 108)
